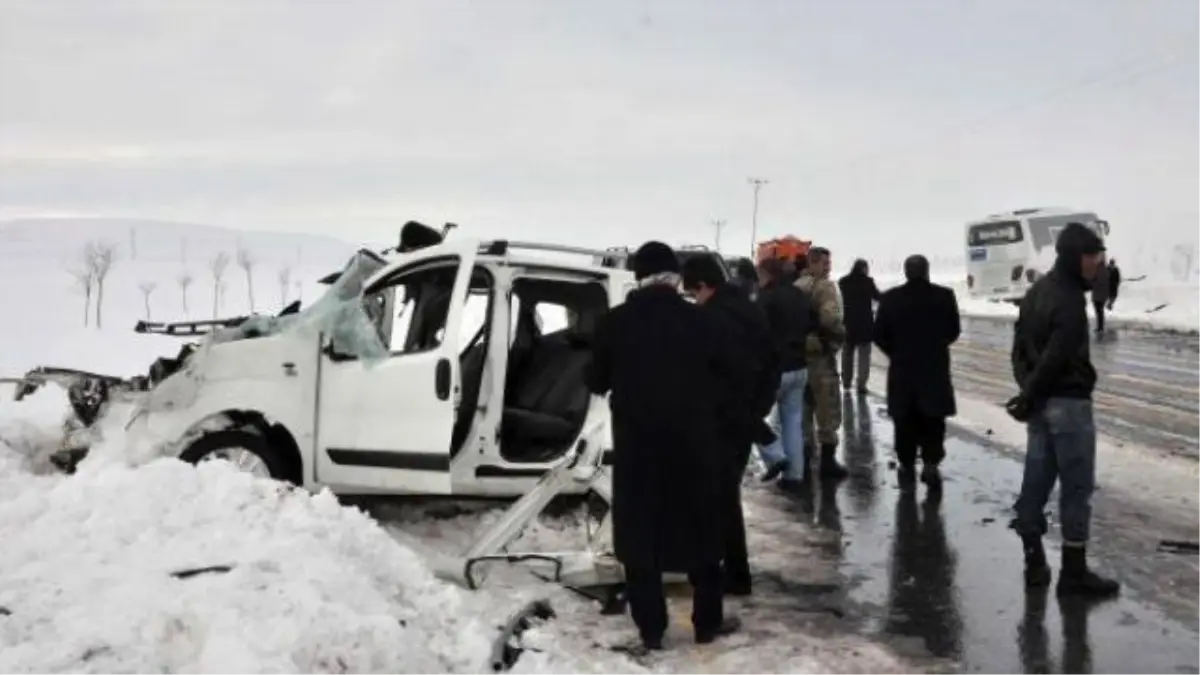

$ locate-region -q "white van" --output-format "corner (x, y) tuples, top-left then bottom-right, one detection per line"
(965, 207), (1109, 301)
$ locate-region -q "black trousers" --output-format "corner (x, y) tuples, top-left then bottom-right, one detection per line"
(1093, 299), (1106, 332)
(723, 443), (752, 587)
(894, 411), (947, 468)
(625, 563), (724, 642)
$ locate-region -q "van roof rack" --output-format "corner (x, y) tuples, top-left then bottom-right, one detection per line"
(478, 240), (632, 268)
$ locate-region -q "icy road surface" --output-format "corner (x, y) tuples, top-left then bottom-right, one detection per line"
(900, 316), (1200, 458)
(375, 391), (1198, 674)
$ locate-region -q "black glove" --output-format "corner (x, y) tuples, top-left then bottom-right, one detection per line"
(751, 420), (778, 447)
(1005, 393), (1033, 423)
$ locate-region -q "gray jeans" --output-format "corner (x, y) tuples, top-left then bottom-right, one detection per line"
(841, 342), (871, 390)
(1014, 398), (1097, 544)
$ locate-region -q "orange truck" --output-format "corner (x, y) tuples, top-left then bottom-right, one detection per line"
(755, 236), (812, 265)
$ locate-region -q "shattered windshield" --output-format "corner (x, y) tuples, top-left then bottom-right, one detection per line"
(209, 250), (390, 361)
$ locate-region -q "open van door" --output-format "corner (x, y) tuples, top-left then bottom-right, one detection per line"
(313, 240), (480, 495)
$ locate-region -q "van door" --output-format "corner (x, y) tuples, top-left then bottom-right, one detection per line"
(313, 241), (479, 495)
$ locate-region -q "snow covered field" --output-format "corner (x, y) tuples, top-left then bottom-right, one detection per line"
(0, 218), (915, 673)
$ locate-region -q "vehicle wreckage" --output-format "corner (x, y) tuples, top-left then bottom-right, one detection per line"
(4, 223), (731, 600)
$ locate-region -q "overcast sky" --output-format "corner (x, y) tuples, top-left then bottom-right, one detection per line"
(0, 0), (1196, 262)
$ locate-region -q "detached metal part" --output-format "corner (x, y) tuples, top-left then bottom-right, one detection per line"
(452, 416), (624, 593)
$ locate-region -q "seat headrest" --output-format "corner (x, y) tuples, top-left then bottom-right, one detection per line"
(567, 310), (601, 345)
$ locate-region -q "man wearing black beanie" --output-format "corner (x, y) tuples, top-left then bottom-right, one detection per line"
(1008, 222), (1119, 598)
(587, 241), (747, 651)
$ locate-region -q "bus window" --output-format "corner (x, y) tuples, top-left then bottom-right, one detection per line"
(967, 221), (1023, 247)
(1028, 214), (1100, 251)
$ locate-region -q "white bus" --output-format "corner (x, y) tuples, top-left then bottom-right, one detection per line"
(965, 207), (1110, 301)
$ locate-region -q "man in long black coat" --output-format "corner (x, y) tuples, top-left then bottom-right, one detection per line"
(681, 254), (780, 597)
(838, 258), (882, 395)
(873, 255), (961, 490)
(587, 241), (747, 651)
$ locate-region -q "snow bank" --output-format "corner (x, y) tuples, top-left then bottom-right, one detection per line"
(0, 448), (596, 673)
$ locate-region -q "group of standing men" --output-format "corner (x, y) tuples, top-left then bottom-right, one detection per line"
(585, 240), (966, 652)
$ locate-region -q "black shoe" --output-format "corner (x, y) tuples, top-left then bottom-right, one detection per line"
(1021, 534), (1052, 587)
(760, 459), (788, 483)
(1057, 547), (1120, 598)
(695, 617), (741, 644)
(724, 578), (752, 597)
(920, 464), (943, 491)
(778, 475), (812, 495)
(819, 444), (848, 479)
(898, 464), (916, 489)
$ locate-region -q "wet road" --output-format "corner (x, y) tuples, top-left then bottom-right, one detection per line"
(944, 317), (1199, 458)
(815, 395), (1199, 673)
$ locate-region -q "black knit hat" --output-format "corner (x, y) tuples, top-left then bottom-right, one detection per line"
(1056, 222), (1106, 256)
(631, 241), (681, 280)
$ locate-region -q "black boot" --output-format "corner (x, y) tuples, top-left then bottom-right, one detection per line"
(1021, 534), (1052, 588)
(695, 616), (741, 644)
(920, 463), (943, 492)
(819, 443), (848, 479)
(1057, 546), (1120, 598)
(760, 459), (788, 483)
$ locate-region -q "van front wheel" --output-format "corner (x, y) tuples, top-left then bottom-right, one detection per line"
(179, 429), (291, 482)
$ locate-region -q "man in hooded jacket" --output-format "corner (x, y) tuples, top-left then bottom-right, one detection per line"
(1007, 223), (1120, 598)
(838, 258), (882, 395)
(587, 241), (747, 651)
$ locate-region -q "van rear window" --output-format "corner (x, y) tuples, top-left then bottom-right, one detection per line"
(967, 221), (1023, 246)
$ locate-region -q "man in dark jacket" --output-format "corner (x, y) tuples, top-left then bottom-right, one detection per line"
(1007, 223), (1120, 598)
(838, 258), (882, 395)
(755, 257), (816, 486)
(1090, 260), (1110, 334)
(682, 255), (780, 596)
(587, 241), (745, 651)
(873, 255), (960, 490)
(1105, 258), (1121, 309)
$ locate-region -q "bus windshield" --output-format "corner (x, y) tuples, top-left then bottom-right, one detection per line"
(967, 220), (1023, 247)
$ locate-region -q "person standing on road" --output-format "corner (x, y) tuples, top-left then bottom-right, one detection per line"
(754, 257), (815, 487)
(587, 241), (745, 652)
(872, 255), (961, 490)
(838, 258), (882, 395)
(682, 255), (780, 596)
(1090, 259), (1111, 334)
(1105, 258), (1121, 310)
(796, 247), (849, 479)
(1006, 223), (1120, 598)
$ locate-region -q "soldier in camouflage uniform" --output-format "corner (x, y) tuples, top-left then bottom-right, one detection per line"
(795, 247), (849, 478)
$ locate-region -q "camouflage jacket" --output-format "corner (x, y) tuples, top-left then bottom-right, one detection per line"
(796, 271), (846, 356)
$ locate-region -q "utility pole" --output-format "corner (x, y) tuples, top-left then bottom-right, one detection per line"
(747, 177), (769, 257)
(711, 219), (727, 252)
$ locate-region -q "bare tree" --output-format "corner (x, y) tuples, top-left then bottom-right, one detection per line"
(236, 246), (257, 312)
(177, 271), (194, 315)
(277, 266), (292, 309)
(90, 241), (117, 329)
(67, 249), (98, 327)
(138, 281), (158, 320)
(209, 251), (231, 319)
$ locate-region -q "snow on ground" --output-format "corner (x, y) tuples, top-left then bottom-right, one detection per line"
(0, 420), (628, 673)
